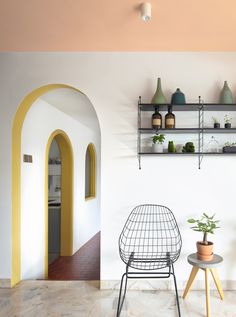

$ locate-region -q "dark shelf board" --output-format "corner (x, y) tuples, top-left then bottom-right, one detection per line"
(204, 128), (236, 133)
(139, 103), (236, 112)
(139, 152), (236, 155)
(139, 128), (236, 134)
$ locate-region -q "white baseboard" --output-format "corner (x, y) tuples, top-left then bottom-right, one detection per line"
(0, 279), (11, 288)
(100, 279), (236, 291)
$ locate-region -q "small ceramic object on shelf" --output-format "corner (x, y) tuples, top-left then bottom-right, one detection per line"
(220, 81), (233, 104)
(152, 143), (163, 153)
(168, 141), (176, 153)
(223, 142), (236, 153)
(223, 146), (236, 153)
(151, 77), (167, 104)
(171, 88), (186, 104)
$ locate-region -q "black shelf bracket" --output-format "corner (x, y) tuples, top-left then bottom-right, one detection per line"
(198, 96), (204, 169)
(138, 96), (142, 169)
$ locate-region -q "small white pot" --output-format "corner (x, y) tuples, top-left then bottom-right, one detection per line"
(152, 143), (163, 153)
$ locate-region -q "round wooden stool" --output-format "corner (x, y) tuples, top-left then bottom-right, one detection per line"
(183, 253), (224, 317)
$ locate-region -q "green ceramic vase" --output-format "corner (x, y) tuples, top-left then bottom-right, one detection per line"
(151, 78), (167, 104)
(220, 81), (233, 104)
(171, 88), (186, 104)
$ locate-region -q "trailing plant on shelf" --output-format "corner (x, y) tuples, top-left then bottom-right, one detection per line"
(212, 117), (220, 129)
(151, 134), (165, 153)
(224, 115), (232, 128)
(187, 213), (220, 261)
(223, 141), (236, 153)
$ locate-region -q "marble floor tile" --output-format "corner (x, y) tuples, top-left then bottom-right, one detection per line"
(0, 280), (235, 317)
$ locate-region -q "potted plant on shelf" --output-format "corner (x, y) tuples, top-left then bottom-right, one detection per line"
(182, 142), (195, 153)
(222, 141), (236, 153)
(187, 213), (220, 261)
(212, 117), (220, 129)
(224, 115), (232, 128)
(151, 134), (165, 153)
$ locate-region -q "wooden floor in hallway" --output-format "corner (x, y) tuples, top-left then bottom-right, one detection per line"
(48, 232), (100, 280)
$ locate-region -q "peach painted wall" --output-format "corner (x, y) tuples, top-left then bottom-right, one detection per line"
(1, 0), (236, 51)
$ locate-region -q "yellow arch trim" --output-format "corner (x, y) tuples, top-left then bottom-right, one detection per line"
(85, 143), (96, 200)
(12, 84), (81, 287)
(45, 130), (74, 278)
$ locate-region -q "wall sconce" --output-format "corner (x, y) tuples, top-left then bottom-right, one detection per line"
(140, 2), (151, 22)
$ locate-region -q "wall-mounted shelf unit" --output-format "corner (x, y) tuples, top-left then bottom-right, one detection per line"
(137, 96), (236, 169)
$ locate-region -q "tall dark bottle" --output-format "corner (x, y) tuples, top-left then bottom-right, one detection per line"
(152, 106), (162, 129)
(165, 106), (175, 128)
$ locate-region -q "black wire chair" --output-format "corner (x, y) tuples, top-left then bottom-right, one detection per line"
(116, 204), (182, 317)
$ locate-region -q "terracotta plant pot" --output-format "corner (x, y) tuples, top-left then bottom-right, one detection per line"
(196, 241), (213, 261)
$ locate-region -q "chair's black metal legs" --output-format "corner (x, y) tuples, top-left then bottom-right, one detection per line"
(117, 264), (181, 317)
(116, 271), (128, 317)
(117, 252), (134, 317)
(172, 264), (181, 317)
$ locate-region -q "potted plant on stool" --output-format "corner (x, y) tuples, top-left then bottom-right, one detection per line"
(187, 213), (220, 261)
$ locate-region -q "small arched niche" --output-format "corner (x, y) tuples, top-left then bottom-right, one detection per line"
(85, 143), (96, 200)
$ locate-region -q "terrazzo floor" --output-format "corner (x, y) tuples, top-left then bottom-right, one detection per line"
(0, 280), (235, 317)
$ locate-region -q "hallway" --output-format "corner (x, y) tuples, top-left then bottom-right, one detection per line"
(48, 232), (100, 280)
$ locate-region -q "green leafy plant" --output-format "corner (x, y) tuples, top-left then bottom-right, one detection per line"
(151, 134), (165, 144)
(212, 117), (219, 124)
(224, 141), (236, 147)
(224, 115), (232, 123)
(182, 142), (195, 153)
(187, 213), (220, 245)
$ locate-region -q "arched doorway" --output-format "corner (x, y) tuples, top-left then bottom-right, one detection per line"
(45, 130), (73, 278)
(12, 84), (101, 286)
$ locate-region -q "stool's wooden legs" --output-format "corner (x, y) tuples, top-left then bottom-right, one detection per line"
(205, 268), (210, 317)
(210, 268), (224, 300)
(183, 266), (224, 317)
(183, 266), (199, 299)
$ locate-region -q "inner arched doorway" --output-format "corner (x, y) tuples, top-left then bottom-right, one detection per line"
(45, 130), (73, 278)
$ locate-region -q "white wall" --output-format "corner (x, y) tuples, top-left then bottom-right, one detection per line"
(1, 52), (236, 286)
(21, 96), (101, 279)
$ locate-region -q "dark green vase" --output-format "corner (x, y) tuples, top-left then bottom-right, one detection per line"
(171, 88), (186, 104)
(220, 81), (233, 104)
(151, 78), (167, 104)
(168, 141), (176, 153)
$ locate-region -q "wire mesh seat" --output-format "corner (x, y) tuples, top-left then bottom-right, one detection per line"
(116, 204), (182, 317)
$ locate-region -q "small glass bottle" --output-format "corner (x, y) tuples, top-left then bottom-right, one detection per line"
(206, 136), (219, 153)
(165, 106), (175, 128)
(152, 106), (162, 129)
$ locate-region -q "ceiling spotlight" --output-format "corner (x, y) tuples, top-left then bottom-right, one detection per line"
(140, 2), (151, 22)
